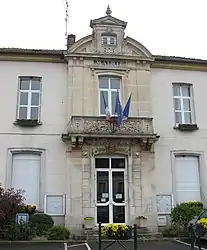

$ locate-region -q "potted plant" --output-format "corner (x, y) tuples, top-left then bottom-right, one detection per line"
(84, 217), (94, 229)
(101, 224), (132, 240)
(136, 215), (147, 228)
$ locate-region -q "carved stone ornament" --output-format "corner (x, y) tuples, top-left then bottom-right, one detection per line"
(89, 138), (131, 156)
(65, 116), (159, 152)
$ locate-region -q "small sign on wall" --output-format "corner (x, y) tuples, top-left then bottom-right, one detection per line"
(16, 213), (29, 224)
(157, 215), (167, 226)
(156, 194), (173, 215)
(44, 194), (66, 216)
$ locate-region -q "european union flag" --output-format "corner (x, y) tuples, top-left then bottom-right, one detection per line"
(122, 94), (131, 121)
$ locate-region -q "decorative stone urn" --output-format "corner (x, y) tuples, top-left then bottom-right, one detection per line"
(84, 217), (94, 229)
(136, 216), (147, 228)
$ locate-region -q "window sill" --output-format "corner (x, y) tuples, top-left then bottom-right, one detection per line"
(14, 119), (42, 127)
(173, 123), (199, 131)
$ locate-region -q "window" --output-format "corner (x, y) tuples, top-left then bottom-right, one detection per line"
(174, 155), (201, 204)
(99, 76), (120, 115)
(102, 36), (116, 46)
(12, 153), (41, 206)
(173, 83), (195, 124)
(17, 77), (42, 121)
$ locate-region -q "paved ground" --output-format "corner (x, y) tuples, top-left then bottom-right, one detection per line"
(0, 241), (196, 250)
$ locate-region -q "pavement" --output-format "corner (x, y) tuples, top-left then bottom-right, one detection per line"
(0, 240), (196, 250)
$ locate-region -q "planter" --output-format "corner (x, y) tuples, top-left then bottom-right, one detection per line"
(195, 223), (207, 237)
(84, 217), (94, 229)
(108, 229), (132, 240)
(136, 216), (147, 228)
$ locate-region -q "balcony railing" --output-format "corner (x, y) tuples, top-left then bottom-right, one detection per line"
(67, 116), (155, 136)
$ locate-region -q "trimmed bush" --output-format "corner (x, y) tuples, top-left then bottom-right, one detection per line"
(170, 201), (203, 233)
(29, 213), (54, 236)
(2, 223), (35, 241)
(47, 226), (70, 240)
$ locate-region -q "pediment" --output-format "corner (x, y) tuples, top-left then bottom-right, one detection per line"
(68, 35), (153, 59)
(90, 15), (127, 28)
(122, 37), (153, 58)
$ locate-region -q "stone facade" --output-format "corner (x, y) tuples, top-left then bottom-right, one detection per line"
(62, 7), (160, 233)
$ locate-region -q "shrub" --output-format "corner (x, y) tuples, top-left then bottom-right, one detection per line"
(162, 224), (179, 237)
(171, 201), (203, 233)
(0, 185), (25, 231)
(47, 226), (70, 240)
(2, 223), (35, 241)
(29, 213), (54, 236)
(18, 205), (36, 215)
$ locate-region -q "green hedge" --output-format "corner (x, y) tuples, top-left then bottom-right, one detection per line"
(47, 226), (70, 240)
(163, 201), (203, 237)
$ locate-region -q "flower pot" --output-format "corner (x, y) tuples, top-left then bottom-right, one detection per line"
(137, 217), (147, 228)
(108, 229), (132, 240)
(84, 217), (94, 229)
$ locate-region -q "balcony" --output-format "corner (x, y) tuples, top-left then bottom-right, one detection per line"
(62, 116), (159, 150)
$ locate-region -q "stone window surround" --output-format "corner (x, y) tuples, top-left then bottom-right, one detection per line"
(5, 147), (46, 209)
(171, 150), (204, 204)
(95, 71), (126, 117)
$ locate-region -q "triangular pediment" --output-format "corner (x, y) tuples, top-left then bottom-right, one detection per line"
(90, 15), (127, 28)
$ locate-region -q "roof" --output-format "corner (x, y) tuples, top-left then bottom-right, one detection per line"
(0, 47), (207, 65)
(0, 47), (64, 55)
(155, 55), (207, 64)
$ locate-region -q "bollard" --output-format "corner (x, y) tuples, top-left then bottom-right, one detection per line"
(190, 224), (195, 250)
(134, 224), (138, 250)
(98, 222), (102, 250)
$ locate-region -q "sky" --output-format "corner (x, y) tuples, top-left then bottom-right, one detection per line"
(0, 0), (206, 59)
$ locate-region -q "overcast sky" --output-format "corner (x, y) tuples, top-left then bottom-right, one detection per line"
(0, 0), (206, 59)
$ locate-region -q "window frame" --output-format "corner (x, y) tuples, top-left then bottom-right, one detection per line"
(17, 76), (42, 121)
(6, 148), (45, 210)
(173, 83), (195, 125)
(171, 151), (203, 205)
(99, 76), (121, 116)
(101, 36), (117, 46)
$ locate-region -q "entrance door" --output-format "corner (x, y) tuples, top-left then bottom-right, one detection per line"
(95, 157), (127, 224)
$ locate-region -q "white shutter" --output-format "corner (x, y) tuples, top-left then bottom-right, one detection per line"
(175, 156), (201, 203)
(12, 154), (40, 206)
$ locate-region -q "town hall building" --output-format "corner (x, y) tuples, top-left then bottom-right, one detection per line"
(0, 6), (207, 233)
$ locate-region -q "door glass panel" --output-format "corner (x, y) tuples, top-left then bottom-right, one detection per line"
(110, 78), (120, 89)
(184, 112), (192, 124)
(111, 158), (125, 168)
(182, 85), (191, 97)
(175, 112), (182, 124)
(174, 98), (181, 110)
(19, 107), (27, 119)
(31, 107), (39, 120)
(95, 158), (109, 168)
(100, 91), (108, 115)
(112, 172), (125, 203)
(173, 84), (180, 96)
(31, 79), (41, 90)
(111, 91), (117, 115)
(183, 99), (191, 111)
(99, 77), (109, 89)
(113, 206), (125, 223)
(97, 171), (109, 203)
(97, 206), (109, 224)
(20, 92), (28, 105)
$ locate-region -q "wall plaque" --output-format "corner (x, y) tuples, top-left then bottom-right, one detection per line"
(156, 194), (173, 215)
